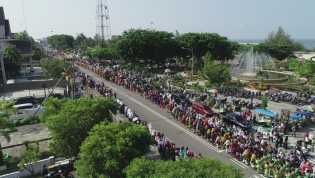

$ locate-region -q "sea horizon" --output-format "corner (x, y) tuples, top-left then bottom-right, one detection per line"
(234, 39), (315, 50)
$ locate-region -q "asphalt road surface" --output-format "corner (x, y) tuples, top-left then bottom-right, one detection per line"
(77, 66), (265, 178)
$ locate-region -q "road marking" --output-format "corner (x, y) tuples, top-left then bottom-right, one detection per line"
(79, 67), (250, 170)
(218, 149), (225, 153)
(308, 159), (315, 165)
(230, 158), (248, 169)
(250, 174), (266, 178)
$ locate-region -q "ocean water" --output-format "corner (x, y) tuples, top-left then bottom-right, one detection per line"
(235, 39), (315, 50)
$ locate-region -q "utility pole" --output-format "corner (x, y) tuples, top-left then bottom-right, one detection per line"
(182, 47), (194, 78)
(191, 48), (194, 78)
(0, 41), (7, 85)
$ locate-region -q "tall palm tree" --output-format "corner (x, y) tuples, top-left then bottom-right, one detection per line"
(0, 101), (15, 165)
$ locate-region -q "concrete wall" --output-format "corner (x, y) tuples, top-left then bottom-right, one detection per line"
(0, 26), (5, 39)
(0, 157), (54, 178)
(0, 80), (66, 93)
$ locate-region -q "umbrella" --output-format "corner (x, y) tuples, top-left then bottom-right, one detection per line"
(255, 108), (277, 118)
(289, 111), (313, 121)
(290, 112), (305, 121)
(303, 105), (314, 112)
(165, 69), (171, 73)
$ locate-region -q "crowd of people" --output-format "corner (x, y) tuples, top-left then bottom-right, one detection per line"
(77, 60), (315, 178)
(267, 91), (315, 106)
(79, 71), (200, 161)
(218, 86), (315, 106)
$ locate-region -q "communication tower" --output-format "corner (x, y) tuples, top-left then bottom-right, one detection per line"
(96, 0), (111, 43)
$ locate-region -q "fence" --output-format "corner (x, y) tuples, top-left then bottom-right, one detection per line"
(0, 157), (55, 178)
(0, 80), (65, 93)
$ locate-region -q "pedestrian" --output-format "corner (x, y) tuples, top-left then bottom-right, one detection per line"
(292, 124), (296, 137)
(284, 136), (288, 149)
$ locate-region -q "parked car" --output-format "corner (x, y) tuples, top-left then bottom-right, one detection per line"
(224, 112), (252, 130)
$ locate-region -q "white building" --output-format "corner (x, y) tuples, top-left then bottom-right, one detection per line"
(294, 51), (315, 61)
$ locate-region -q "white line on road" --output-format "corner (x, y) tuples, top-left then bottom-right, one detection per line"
(80, 67), (250, 170)
(250, 174), (266, 178)
(230, 158), (248, 169)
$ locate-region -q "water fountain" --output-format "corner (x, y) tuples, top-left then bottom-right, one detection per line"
(231, 47), (275, 79)
(231, 47), (294, 90)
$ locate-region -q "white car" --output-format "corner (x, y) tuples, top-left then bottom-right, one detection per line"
(13, 103), (43, 117)
(14, 103), (35, 110)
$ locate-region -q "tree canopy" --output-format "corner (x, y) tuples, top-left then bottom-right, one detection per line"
(0, 101), (15, 165)
(256, 27), (304, 60)
(202, 54), (231, 86)
(48, 34), (75, 50)
(75, 122), (153, 178)
(40, 58), (68, 79)
(4, 44), (22, 78)
(42, 97), (117, 157)
(13, 31), (35, 43)
(74, 33), (97, 50)
(86, 47), (118, 60)
(18, 145), (40, 172)
(287, 58), (315, 78)
(32, 47), (44, 61)
(115, 29), (179, 63)
(125, 158), (243, 178)
(176, 33), (238, 62)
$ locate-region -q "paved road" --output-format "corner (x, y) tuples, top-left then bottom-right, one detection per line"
(77, 66), (264, 178)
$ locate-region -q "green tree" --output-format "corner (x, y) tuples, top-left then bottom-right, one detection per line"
(288, 58), (300, 71)
(4, 45), (22, 77)
(18, 145), (40, 175)
(47, 34), (75, 50)
(115, 29), (179, 64)
(0, 101), (15, 165)
(13, 31), (35, 43)
(261, 96), (269, 109)
(75, 122), (153, 178)
(176, 33), (238, 70)
(287, 59), (315, 77)
(32, 47), (44, 61)
(74, 33), (97, 50)
(87, 47), (118, 60)
(256, 27), (304, 60)
(203, 54), (231, 86)
(40, 58), (68, 79)
(126, 158), (243, 178)
(298, 61), (315, 77)
(43, 97), (117, 157)
(40, 97), (65, 120)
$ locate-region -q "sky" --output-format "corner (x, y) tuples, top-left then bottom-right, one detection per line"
(0, 0), (315, 40)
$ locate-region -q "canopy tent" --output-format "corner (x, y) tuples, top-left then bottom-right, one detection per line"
(302, 105), (314, 112)
(290, 112), (305, 121)
(255, 108), (277, 118)
(290, 111), (313, 121)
